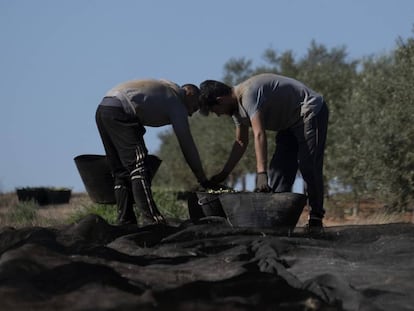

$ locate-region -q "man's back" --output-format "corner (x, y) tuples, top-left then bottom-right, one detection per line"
(106, 79), (186, 127)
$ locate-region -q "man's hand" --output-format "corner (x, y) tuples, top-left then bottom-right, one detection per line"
(255, 172), (271, 192)
(199, 179), (222, 191)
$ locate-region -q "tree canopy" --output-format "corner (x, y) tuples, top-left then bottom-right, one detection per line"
(153, 30), (414, 211)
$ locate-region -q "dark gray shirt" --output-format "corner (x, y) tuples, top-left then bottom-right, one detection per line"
(232, 73), (324, 131)
(105, 79), (206, 182)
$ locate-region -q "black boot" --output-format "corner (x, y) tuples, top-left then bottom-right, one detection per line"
(306, 215), (324, 236)
(114, 185), (137, 225)
(131, 179), (166, 225)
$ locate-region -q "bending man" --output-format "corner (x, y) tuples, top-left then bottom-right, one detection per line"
(199, 73), (329, 232)
(96, 79), (215, 225)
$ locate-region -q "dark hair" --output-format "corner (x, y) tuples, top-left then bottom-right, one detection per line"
(199, 80), (232, 116)
(181, 83), (200, 97)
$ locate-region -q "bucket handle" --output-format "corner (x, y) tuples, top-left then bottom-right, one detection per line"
(198, 196), (220, 206)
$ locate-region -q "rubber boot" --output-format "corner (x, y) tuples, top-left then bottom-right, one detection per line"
(306, 215), (324, 236)
(114, 185), (137, 225)
(131, 178), (166, 225)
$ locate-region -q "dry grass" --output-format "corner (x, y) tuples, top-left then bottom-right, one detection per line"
(36, 193), (96, 224)
(1, 191), (413, 228)
(0, 192), (96, 228)
(297, 197), (413, 227)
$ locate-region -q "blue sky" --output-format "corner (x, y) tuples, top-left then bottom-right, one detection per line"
(1, 0), (413, 193)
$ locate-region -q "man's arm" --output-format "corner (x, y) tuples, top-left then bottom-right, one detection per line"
(171, 115), (207, 184)
(251, 110), (271, 192)
(210, 124), (249, 183)
(250, 111), (267, 173)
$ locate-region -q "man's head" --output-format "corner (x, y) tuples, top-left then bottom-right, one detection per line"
(199, 80), (233, 116)
(181, 83), (201, 116)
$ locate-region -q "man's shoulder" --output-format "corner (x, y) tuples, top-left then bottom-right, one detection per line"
(159, 79), (179, 88)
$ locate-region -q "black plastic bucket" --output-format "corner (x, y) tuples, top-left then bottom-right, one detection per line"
(218, 192), (307, 232)
(74, 155), (116, 204)
(187, 192), (226, 221)
(74, 154), (162, 204)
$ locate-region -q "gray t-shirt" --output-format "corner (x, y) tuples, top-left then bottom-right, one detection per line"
(105, 79), (205, 182)
(232, 73), (324, 131)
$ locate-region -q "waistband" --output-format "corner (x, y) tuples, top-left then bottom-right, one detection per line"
(98, 97), (142, 123)
(105, 90), (136, 115)
(99, 96), (123, 107)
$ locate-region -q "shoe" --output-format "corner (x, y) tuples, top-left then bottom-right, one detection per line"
(306, 216), (324, 236)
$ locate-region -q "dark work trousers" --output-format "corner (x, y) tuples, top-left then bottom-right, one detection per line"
(95, 97), (164, 224)
(268, 102), (329, 219)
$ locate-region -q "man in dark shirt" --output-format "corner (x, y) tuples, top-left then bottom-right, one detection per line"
(96, 79), (216, 225)
(199, 73), (329, 233)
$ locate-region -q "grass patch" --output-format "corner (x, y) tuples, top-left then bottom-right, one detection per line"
(6, 200), (38, 225)
(0, 189), (190, 228)
(66, 190), (188, 225)
(153, 189), (188, 220)
(68, 203), (118, 225)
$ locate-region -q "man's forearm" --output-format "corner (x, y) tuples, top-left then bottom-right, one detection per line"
(222, 139), (247, 174)
(254, 131), (267, 173)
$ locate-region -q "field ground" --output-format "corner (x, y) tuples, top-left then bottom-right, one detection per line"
(0, 191), (412, 228)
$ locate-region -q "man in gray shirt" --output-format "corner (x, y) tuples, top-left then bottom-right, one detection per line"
(199, 73), (329, 233)
(96, 79), (217, 225)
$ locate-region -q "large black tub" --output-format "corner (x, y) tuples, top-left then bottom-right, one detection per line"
(74, 155), (115, 204)
(218, 192), (307, 233)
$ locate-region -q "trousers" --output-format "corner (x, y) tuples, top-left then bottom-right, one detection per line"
(268, 102), (329, 219)
(95, 97), (164, 224)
